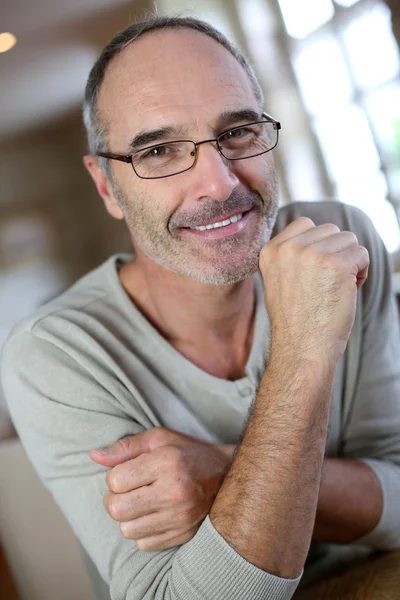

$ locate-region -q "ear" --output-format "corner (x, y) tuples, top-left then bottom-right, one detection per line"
(83, 155), (124, 220)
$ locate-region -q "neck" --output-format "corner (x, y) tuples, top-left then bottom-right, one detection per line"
(119, 255), (256, 379)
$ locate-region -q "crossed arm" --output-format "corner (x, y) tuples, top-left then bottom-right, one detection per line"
(91, 426), (383, 552)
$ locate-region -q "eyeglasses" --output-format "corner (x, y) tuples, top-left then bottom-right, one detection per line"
(96, 112), (281, 180)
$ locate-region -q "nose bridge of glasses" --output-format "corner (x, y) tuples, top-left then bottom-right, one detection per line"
(192, 138), (223, 160)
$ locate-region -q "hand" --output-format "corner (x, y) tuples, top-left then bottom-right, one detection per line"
(260, 218), (369, 364)
(90, 427), (234, 551)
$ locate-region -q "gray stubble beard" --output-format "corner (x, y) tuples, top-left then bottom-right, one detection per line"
(112, 173), (279, 285)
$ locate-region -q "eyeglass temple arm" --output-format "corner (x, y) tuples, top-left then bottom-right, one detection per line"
(262, 112), (281, 130)
(96, 152), (132, 163)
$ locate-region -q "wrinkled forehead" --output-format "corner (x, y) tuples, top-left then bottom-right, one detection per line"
(97, 28), (259, 150)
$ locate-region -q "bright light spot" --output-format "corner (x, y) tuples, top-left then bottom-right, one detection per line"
(314, 104), (380, 181)
(284, 139), (326, 200)
(278, 0), (334, 39)
(338, 189), (400, 253)
(388, 168), (400, 200)
(0, 32), (17, 53)
(293, 34), (352, 115)
(343, 3), (399, 88)
(335, 0), (361, 6)
(314, 104), (400, 251)
(365, 83), (400, 161)
(236, 0), (276, 37)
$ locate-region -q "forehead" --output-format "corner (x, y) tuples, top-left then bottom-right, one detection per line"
(98, 28), (258, 148)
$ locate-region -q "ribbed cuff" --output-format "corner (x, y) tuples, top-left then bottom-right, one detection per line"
(354, 459), (400, 549)
(172, 515), (302, 600)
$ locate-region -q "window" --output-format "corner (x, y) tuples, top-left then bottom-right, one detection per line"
(238, 0), (400, 252)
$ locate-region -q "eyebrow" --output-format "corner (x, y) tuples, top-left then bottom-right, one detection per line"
(127, 125), (188, 152)
(216, 108), (262, 131)
(127, 107), (262, 153)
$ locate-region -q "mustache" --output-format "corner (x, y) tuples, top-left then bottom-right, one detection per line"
(171, 190), (264, 229)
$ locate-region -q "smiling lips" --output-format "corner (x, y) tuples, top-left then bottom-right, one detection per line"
(183, 208), (253, 239)
(189, 212), (244, 231)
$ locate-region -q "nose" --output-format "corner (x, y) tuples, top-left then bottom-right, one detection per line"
(190, 141), (240, 202)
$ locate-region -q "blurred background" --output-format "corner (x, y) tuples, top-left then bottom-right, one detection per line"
(0, 0), (400, 597)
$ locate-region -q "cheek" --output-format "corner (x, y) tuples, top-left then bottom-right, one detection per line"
(232, 156), (273, 189)
(123, 179), (183, 229)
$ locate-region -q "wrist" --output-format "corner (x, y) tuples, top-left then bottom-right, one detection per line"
(267, 341), (338, 384)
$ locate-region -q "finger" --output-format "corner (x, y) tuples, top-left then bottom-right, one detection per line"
(302, 232), (369, 288)
(105, 451), (164, 493)
(104, 487), (160, 521)
(331, 244), (369, 288)
(90, 428), (163, 467)
(105, 479), (163, 520)
(135, 526), (199, 551)
(296, 223), (341, 247)
(308, 231), (359, 254)
(119, 510), (174, 538)
(356, 262), (369, 289)
(270, 217), (316, 245)
(339, 245), (369, 289)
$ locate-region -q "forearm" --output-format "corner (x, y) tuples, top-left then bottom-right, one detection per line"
(209, 354), (336, 579)
(313, 457), (383, 543)
(213, 451), (384, 546)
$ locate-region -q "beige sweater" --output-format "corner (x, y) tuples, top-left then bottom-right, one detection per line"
(1, 201), (400, 600)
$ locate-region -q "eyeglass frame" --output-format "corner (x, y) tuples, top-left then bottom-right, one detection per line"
(96, 112), (281, 180)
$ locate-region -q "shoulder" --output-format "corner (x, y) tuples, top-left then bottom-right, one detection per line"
(3, 253), (132, 347)
(273, 200), (375, 237)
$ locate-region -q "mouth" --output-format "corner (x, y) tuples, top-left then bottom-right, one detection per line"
(182, 208), (254, 239)
(187, 210), (249, 231)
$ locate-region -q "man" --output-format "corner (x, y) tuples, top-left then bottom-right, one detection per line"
(1, 14), (400, 600)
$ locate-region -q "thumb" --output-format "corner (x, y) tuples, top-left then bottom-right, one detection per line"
(90, 430), (151, 467)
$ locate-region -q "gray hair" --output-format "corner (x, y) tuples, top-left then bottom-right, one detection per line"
(83, 14), (264, 179)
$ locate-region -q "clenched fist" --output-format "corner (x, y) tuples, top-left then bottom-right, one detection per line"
(260, 217), (369, 364)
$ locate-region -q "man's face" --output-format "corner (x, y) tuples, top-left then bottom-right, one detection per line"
(98, 28), (279, 285)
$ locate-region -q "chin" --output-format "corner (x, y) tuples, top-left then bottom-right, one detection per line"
(184, 259), (260, 286)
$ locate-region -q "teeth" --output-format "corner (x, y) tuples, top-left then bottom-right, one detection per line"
(190, 213), (243, 231)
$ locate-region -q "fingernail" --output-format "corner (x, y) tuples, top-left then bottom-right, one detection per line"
(92, 447), (112, 455)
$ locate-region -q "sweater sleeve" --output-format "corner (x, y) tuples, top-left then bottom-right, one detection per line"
(340, 204), (400, 550)
(0, 330), (301, 600)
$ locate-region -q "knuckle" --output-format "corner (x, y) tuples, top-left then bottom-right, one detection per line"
(136, 538), (151, 551)
(361, 245), (369, 260)
(103, 490), (112, 511)
(274, 239), (294, 262)
(106, 468), (120, 492)
(151, 426), (170, 445)
(342, 231), (358, 245)
(170, 480), (193, 503)
(108, 497), (122, 520)
(300, 244), (318, 263)
(164, 445), (186, 469)
(324, 223), (341, 234)
(116, 436), (132, 454)
(297, 217), (315, 228)
(119, 521), (132, 539)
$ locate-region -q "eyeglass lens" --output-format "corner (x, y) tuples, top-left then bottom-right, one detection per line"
(131, 121), (278, 179)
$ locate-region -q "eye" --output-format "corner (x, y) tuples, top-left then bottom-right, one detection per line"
(223, 128), (246, 140)
(144, 145), (170, 158)
(219, 126), (255, 144)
